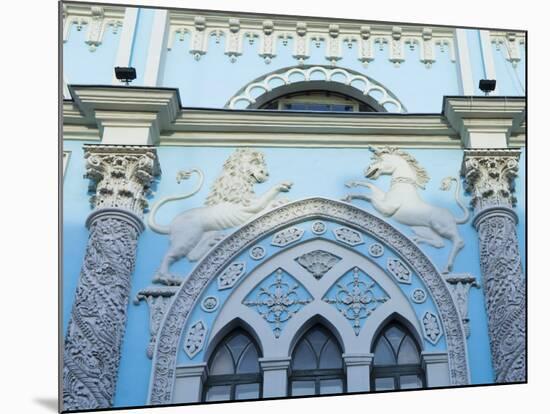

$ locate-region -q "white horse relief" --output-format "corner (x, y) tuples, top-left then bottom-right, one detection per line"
(342, 146), (469, 274)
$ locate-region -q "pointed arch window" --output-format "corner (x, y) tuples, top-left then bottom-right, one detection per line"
(203, 329), (262, 401)
(371, 322), (425, 391)
(289, 325), (345, 396)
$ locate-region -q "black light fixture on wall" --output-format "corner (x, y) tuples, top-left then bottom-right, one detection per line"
(478, 79), (496, 95)
(114, 67), (137, 85)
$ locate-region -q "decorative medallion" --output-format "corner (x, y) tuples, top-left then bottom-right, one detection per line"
(201, 296), (219, 313)
(183, 320), (208, 358)
(243, 269), (312, 338)
(333, 226), (364, 246)
(368, 242), (385, 257)
(411, 288), (427, 304)
(271, 226), (305, 247)
(217, 262), (246, 290)
(422, 311), (443, 345)
(311, 220), (327, 235)
(295, 250), (341, 279)
(387, 258), (412, 284)
(324, 267), (389, 335)
(249, 245), (266, 260)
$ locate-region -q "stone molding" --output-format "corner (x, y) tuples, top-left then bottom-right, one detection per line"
(259, 357), (292, 372)
(69, 86), (180, 145)
(444, 97), (525, 148)
(63, 92), (525, 148)
(62, 3), (125, 51)
(421, 351), (449, 366)
(147, 197), (469, 404)
(490, 31), (526, 68)
(175, 363), (209, 380)
(227, 65), (404, 112)
(342, 353), (374, 368)
(167, 11), (456, 68)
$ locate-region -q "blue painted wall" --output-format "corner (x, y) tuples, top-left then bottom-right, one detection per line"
(62, 6), (526, 408)
(162, 33), (459, 112)
(63, 23), (120, 85)
(63, 143), (526, 405)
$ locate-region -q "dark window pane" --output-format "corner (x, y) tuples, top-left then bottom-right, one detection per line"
(237, 343), (259, 373)
(235, 383), (260, 400)
(319, 338), (342, 369)
(374, 337), (396, 365)
(292, 340), (317, 370)
(227, 333), (250, 362)
(384, 325), (405, 352)
(210, 346), (235, 375)
(320, 379), (343, 394)
(205, 385), (231, 401)
(307, 327), (329, 356)
(375, 377), (395, 391)
(291, 380), (316, 396)
(397, 336), (420, 365)
(400, 375), (422, 389)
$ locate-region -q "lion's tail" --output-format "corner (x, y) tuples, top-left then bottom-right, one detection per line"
(440, 176), (470, 225)
(147, 169), (205, 234)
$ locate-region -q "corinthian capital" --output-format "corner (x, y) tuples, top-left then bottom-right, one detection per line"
(461, 149), (521, 211)
(84, 145), (160, 217)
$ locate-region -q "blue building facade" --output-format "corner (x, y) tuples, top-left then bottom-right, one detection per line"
(62, 1), (526, 411)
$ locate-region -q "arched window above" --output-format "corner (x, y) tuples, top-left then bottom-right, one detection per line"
(260, 90), (376, 112)
(203, 329), (262, 401)
(371, 322), (424, 391)
(290, 325), (345, 396)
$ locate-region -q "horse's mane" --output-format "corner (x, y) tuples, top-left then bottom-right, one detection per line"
(370, 146), (430, 189)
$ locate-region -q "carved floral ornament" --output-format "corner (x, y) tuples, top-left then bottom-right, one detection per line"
(167, 14), (457, 68)
(461, 149), (521, 211)
(148, 198), (469, 404)
(83, 145), (160, 219)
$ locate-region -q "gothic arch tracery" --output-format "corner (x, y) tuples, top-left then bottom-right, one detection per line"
(148, 197), (469, 404)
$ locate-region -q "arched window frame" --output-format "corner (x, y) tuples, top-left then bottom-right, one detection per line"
(202, 328), (263, 402)
(370, 321), (426, 391)
(288, 324), (346, 396)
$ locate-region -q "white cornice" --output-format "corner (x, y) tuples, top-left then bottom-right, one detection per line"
(63, 88), (525, 148)
(68, 86), (180, 144)
(443, 96), (525, 148)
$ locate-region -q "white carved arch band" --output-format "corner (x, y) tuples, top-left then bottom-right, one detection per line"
(227, 65), (405, 113)
(148, 197), (469, 404)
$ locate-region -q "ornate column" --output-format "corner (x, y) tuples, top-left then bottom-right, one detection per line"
(461, 149), (525, 383)
(63, 145), (160, 410)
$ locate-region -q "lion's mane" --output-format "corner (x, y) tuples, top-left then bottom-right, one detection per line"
(205, 148), (265, 206)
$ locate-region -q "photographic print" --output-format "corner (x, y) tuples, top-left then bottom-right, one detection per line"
(61, 1), (526, 411)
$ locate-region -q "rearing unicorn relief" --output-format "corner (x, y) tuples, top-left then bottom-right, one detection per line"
(342, 146), (469, 274)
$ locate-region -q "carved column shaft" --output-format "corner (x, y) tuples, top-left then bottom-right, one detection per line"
(63, 145), (160, 410)
(462, 149), (525, 383)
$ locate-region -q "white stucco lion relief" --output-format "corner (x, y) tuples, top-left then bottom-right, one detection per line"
(147, 148), (293, 284)
(343, 146), (469, 273)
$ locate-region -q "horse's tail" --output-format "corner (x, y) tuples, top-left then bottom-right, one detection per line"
(440, 177), (470, 224)
(147, 169), (204, 234)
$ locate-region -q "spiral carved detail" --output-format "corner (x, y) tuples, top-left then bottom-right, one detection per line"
(477, 213), (525, 382)
(63, 216), (139, 410)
